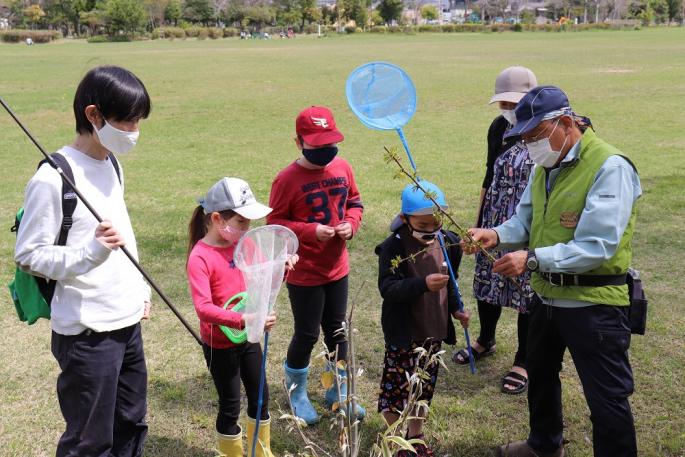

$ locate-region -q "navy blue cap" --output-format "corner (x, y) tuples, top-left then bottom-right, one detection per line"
(505, 86), (572, 138)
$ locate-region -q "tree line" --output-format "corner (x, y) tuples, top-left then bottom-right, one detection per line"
(0, 0), (681, 38)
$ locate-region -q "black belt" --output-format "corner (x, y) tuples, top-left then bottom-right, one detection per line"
(539, 272), (627, 287)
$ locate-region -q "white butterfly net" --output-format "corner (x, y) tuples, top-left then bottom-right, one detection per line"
(234, 225), (299, 343)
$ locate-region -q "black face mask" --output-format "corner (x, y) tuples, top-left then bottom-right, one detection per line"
(302, 146), (338, 166)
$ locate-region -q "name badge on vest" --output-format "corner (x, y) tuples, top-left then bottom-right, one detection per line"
(560, 211), (579, 228)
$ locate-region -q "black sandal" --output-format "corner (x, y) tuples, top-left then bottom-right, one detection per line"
(451, 342), (496, 365)
(501, 370), (528, 395)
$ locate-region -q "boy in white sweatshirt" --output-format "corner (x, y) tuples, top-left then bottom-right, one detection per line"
(14, 66), (152, 457)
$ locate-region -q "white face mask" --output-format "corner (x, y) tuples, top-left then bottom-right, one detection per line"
(526, 119), (568, 168)
(93, 120), (139, 155)
(407, 220), (442, 244)
(501, 109), (517, 126)
(411, 229), (439, 244)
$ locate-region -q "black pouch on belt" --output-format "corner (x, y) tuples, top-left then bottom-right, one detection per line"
(627, 268), (648, 335)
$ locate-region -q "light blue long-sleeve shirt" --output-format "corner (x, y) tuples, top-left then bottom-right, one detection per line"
(494, 138), (642, 307)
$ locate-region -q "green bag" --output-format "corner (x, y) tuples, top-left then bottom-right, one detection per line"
(9, 269), (51, 324)
(9, 212), (51, 323)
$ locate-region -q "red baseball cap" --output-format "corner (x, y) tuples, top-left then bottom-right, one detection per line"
(295, 106), (344, 147)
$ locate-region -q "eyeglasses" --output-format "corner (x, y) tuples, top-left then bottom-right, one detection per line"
(521, 120), (557, 145)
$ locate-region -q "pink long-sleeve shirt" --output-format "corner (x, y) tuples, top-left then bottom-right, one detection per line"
(187, 240), (246, 348)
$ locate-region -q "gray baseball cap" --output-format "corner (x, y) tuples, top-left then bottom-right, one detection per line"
(198, 177), (272, 220)
(489, 66), (538, 105)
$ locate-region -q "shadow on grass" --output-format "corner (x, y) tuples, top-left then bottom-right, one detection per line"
(143, 369), (508, 455)
(143, 434), (211, 456)
(439, 359), (502, 399)
(441, 443), (500, 456)
(148, 370), (214, 414)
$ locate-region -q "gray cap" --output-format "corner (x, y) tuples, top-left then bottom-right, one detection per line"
(198, 177), (272, 220)
(489, 66), (538, 105)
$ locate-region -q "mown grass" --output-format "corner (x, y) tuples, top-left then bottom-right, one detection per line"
(1, 29), (684, 456)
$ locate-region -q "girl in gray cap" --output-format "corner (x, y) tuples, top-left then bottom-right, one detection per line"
(186, 177), (296, 456)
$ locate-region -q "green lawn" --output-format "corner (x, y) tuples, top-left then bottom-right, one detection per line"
(1, 29), (684, 457)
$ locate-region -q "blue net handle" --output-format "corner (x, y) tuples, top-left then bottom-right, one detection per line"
(396, 128), (418, 172)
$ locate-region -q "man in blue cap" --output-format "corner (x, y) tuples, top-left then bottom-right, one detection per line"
(462, 86), (641, 457)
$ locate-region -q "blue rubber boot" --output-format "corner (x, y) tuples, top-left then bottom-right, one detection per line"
(324, 363), (366, 420)
(284, 362), (320, 425)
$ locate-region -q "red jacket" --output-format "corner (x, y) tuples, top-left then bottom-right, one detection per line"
(267, 157), (363, 286)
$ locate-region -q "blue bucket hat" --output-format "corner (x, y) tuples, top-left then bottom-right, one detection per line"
(505, 86), (573, 138)
(401, 180), (448, 216)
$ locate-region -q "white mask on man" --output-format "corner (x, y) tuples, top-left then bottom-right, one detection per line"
(526, 118), (568, 168)
(501, 109), (517, 126)
(93, 120), (139, 155)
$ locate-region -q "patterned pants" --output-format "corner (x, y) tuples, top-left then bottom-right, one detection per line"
(377, 340), (442, 413)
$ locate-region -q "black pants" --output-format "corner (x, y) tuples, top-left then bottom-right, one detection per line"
(526, 295), (637, 456)
(477, 299), (529, 368)
(286, 275), (348, 369)
(202, 342), (269, 435)
(51, 323), (148, 457)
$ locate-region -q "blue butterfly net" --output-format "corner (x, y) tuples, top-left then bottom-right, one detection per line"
(346, 62), (417, 131)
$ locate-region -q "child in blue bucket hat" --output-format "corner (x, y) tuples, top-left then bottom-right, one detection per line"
(375, 181), (470, 456)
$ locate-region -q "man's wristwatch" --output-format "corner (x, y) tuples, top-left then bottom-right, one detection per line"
(526, 251), (539, 272)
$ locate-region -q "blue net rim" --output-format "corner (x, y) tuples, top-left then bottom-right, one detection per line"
(345, 61), (417, 131)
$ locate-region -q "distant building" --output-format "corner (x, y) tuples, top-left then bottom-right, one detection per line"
(337, 0), (550, 24)
(0, 4), (10, 29)
(445, 0), (473, 22)
(515, 0), (549, 20)
(405, 0), (473, 23)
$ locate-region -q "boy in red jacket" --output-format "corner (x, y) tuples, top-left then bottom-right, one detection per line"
(267, 106), (365, 424)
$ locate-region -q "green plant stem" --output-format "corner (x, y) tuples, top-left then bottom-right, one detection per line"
(384, 146), (526, 295)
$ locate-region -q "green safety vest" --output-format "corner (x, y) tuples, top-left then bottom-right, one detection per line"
(529, 128), (636, 306)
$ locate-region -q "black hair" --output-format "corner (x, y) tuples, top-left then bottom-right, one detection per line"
(73, 65), (151, 134)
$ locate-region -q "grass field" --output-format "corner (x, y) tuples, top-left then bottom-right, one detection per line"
(1, 28), (684, 457)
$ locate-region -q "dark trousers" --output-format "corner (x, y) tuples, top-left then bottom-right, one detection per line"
(286, 275), (348, 369)
(202, 342), (269, 435)
(51, 323), (148, 457)
(477, 299), (529, 368)
(526, 295), (637, 456)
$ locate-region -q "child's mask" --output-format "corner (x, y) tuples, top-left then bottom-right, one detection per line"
(302, 146), (338, 166)
(219, 224), (245, 245)
(93, 120), (139, 155)
(406, 219), (442, 244)
(411, 228), (440, 244)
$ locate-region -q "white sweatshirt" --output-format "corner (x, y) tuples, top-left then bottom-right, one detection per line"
(14, 146), (151, 335)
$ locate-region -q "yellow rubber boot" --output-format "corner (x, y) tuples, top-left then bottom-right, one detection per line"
(246, 415), (274, 457)
(217, 426), (243, 457)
